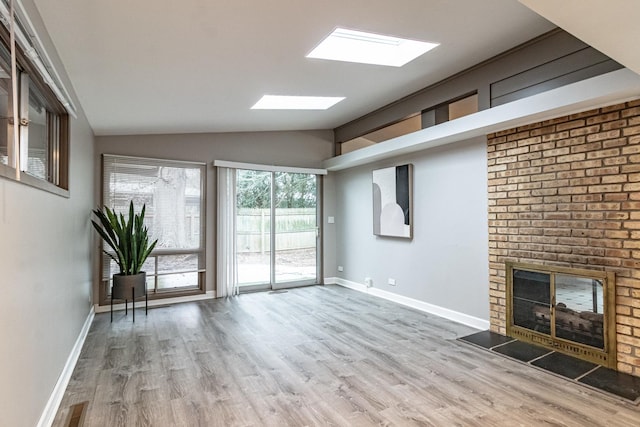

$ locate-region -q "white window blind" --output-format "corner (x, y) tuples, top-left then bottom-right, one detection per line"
(101, 154), (206, 296)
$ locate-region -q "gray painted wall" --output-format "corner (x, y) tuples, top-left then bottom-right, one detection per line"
(95, 130), (334, 299)
(0, 3), (95, 426)
(332, 136), (489, 320)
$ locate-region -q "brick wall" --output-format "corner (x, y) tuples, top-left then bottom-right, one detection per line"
(487, 100), (640, 375)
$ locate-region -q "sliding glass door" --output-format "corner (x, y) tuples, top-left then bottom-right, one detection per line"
(236, 169), (271, 287)
(236, 169), (319, 291)
(235, 169), (320, 291)
(274, 172), (317, 287)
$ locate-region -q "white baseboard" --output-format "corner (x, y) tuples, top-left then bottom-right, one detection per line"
(331, 278), (490, 330)
(94, 290), (215, 314)
(37, 306), (95, 427)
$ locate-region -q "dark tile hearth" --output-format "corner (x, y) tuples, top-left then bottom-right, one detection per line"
(493, 340), (551, 362)
(532, 351), (598, 380)
(458, 331), (640, 405)
(458, 330), (515, 349)
(580, 367), (640, 403)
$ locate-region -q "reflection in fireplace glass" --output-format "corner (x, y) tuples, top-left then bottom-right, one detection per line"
(513, 269), (551, 334)
(555, 275), (604, 349)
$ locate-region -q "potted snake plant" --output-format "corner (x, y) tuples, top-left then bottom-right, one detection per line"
(91, 201), (157, 320)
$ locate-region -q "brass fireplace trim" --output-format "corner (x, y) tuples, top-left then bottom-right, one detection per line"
(505, 262), (617, 369)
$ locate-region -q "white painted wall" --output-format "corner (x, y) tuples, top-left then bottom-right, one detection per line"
(0, 3), (95, 426)
(331, 136), (489, 320)
(95, 130), (335, 298)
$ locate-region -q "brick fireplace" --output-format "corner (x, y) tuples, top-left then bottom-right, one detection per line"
(488, 100), (640, 376)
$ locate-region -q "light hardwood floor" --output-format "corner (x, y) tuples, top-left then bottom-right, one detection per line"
(52, 285), (640, 426)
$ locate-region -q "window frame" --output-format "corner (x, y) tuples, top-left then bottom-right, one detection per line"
(0, 17), (70, 196)
(98, 154), (207, 306)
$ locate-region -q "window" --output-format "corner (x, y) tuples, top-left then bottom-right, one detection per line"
(0, 11), (70, 194)
(101, 155), (206, 304)
(0, 41), (11, 167)
(339, 92), (478, 155)
(341, 115), (422, 154)
(421, 93), (478, 127)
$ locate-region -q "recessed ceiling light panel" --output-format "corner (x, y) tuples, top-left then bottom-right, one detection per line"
(251, 95), (345, 110)
(307, 28), (439, 67)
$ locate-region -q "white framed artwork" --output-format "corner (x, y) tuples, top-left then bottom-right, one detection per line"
(372, 164), (413, 239)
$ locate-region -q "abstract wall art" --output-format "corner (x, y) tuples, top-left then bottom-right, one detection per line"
(372, 164), (413, 239)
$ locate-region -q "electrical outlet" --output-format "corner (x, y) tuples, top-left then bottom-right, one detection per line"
(364, 277), (373, 287)
(388, 278), (396, 286)
(337, 265), (344, 272)
(327, 216), (335, 224)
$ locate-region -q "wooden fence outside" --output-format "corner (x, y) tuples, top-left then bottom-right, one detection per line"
(236, 208), (316, 253)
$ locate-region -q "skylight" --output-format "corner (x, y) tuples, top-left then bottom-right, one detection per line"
(251, 95), (345, 110)
(307, 28), (439, 67)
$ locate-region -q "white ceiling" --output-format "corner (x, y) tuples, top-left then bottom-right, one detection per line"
(34, 0), (555, 136)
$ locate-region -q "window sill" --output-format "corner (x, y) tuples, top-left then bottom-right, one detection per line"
(98, 287), (206, 307)
(0, 164), (69, 197)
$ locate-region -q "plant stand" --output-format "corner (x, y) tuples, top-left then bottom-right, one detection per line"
(110, 272), (148, 322)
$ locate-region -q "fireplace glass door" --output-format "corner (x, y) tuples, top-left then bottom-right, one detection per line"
(554, 274), (604, 349)
(512, 269), (551, 335)
(507, 262), (615, 367)
(512, 269), (605, 349)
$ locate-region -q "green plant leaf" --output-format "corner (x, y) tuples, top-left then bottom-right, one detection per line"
(91, 201), (158, 277)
